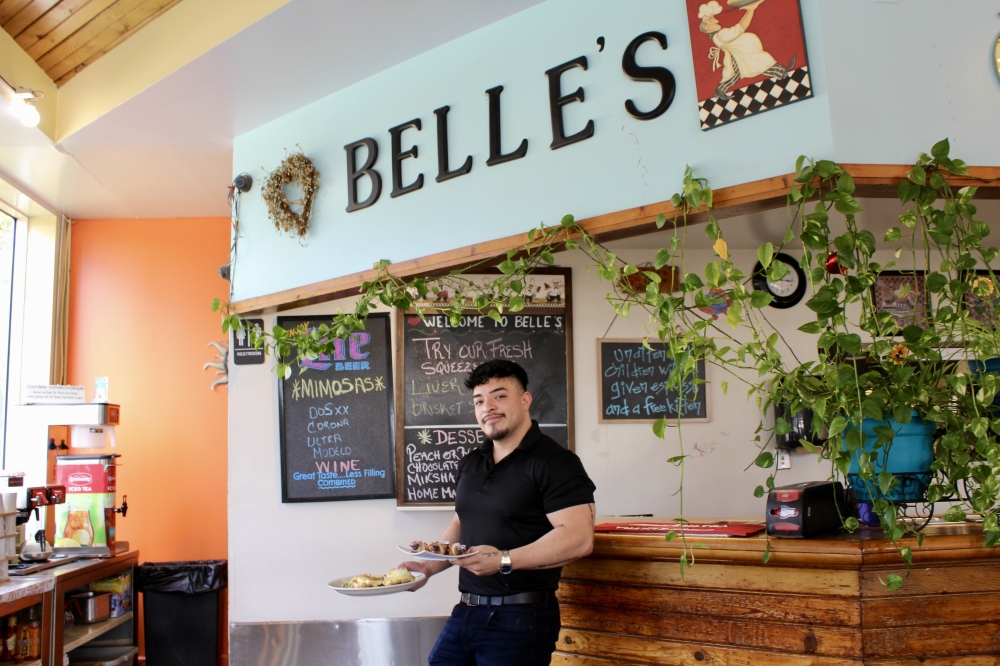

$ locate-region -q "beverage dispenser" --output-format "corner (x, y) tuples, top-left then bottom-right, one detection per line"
(53, 454), (126, 557)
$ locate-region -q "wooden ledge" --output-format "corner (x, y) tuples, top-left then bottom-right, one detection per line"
(230, 164), (1000, 314)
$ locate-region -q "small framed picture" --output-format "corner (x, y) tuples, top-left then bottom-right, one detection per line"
(871, 271), (929, 330)
(962, 270), (1000, 328)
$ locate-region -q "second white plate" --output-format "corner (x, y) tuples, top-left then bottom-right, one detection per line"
(329, 572), (426, 596)
(397, 545), (476, 561)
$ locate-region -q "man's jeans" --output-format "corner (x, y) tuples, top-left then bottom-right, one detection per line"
(428, 599), (561, 666)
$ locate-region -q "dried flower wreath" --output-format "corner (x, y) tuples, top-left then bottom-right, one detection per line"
(261, 149), (320, 238)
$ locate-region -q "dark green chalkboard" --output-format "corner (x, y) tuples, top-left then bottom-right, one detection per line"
(278, 313), (395, 502)
(597, 339), (710, 423)
(396, 269), (574, 507)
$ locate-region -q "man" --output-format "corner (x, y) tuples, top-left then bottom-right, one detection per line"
(401, 359), (596, 666)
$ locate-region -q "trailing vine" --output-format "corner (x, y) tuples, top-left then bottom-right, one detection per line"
(216, 140), (1000, 587)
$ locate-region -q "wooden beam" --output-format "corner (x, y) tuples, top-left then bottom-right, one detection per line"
(3, 0), (59, 38)
(0, 0), (34, 28)
(53, 0), (181, 86)
(35, 0), (147, 73)
(229, 165), (1000, 315)
(17, 0), (108, 55)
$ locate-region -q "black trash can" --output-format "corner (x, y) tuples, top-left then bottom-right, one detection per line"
(137, 560), (227, 666)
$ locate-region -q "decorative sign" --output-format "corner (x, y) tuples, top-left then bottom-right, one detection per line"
(232, 318), (265, 365)
(24, 384), (85, 404)
(278, 313), (395, 502)
(597, 339), (710, 423)
(871, 271), (929, 331)
(396, 269), (573, 507)
(685, 0), (812, 130)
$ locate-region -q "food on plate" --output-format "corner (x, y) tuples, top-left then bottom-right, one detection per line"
(343, 568), (416, 589)
(407, 540), (469, 556)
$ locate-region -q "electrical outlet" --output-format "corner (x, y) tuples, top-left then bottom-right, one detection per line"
(777, 450), (792, 470)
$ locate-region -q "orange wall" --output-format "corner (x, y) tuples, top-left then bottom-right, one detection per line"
(67, 217), (230, 563)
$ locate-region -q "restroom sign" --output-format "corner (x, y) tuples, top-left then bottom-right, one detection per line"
(233, 318), (265, 365)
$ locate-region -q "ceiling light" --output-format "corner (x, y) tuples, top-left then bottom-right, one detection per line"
(11, 88), (42, 128)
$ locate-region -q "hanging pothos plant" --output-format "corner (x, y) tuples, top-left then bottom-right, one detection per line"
(216, 139), (1000, 588)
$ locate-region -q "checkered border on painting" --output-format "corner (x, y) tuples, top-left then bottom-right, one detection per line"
(698, 66), (812, 131)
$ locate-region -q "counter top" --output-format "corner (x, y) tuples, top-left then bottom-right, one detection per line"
(592, 517), (993, 568)
(0, 576), (54, 605)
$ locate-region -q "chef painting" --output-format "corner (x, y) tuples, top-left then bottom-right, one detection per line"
(685, 0), (812, 130)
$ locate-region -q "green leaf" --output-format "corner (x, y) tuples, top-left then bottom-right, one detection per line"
(666, 455), (687, 466)
(877, 472), (896, 495)
(509, 296), (526, 312)
(885, 574), (904, 591)
(623, 264), (638, 275)
(540, 251), (555, 265)
(211, 298), (221, 312)
(498, 259), (517, 275)
(798, 321), (823, 334)
(844, 516), (860, 532)
(652, 417), (667, 439)
(941, 506), (967, 522)
(909, 165), (927, 186)
(560, 214), (575, 227)
(656, 213), (667, 229)
(931, 138), (950, 160)
(754, 451), (774, 469)
(704, 261), (722, 288)
(757, 242), (774, 270)
(925, 272), (947, 293)
(527, 228), (536, 242)
(782, 226), (795, 244)
(901, 325), (923, 343)
(721, 381), (728, 396)
(828, 415), (849, 438)
(664, 531), (678, 542)
(761, 551), (771, 564)
(750, 290), (773, 308)
(654, 248), (671, 270)
(837, 171), (856, 194)
(862, 398), (883, 422)
(884, 227), (901, 243)
(753, 485), (765, 498)
(798, 439), (819, 453)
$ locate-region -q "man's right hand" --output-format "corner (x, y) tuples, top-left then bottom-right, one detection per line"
(399, 560), (449, 591)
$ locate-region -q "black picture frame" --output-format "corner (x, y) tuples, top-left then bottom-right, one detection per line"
(277, 312), (396, 503)
(871, 270), (929, 331)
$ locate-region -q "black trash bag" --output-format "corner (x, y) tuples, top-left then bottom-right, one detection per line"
(137, 560), (227, 596)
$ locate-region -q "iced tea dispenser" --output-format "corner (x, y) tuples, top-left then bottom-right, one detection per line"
(53, 454), (126, 556)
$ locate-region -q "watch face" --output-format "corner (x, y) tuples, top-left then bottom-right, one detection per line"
(753, 253), (806, 309)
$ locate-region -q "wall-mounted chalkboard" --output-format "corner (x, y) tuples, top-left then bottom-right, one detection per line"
(278, 313), (395, 502)
(597, 339), (710, 423)
(396, 268), (574, 507)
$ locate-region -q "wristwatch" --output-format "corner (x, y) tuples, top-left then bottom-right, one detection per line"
(498, 550), (513, 575)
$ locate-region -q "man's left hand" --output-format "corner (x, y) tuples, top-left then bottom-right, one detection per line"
(456, 545), (503, 576)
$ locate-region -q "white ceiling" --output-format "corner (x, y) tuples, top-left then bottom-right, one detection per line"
(0, 0), (544, 219)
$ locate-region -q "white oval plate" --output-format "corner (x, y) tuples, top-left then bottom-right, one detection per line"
(397, 545), (477, 561)
(329, 572), (426, 596)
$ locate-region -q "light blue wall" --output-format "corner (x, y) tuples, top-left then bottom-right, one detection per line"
(819, 0), (1000, 166)
(231, 0), (832, 302)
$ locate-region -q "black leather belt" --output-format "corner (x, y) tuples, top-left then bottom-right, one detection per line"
(460, 591), (548, 606)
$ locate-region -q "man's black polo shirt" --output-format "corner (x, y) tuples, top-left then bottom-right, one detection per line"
(454, 420), (596, 596)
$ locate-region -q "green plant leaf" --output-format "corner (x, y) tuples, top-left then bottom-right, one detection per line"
(884, 227), (901, 243)
(540, 251), (555, 265)
(828, 415), (849, 438)
(844, 516), (860, 532)
(704, 262), (722, 287)
(941, 506), (967, 522)
(654, 248), (671, 270)
(753, 485), (765, 498)
(798, 321), (823, 334)
(656, 213), (667, 229)
(931, 138), (950, 160)
(902, 325), (923, 343)
(754, 451), (774, 469)
(560, 214), (575, 227)
(885, 574), (904, 591)
(664, 531), (678, 542)
(757, 242), (774, 270)
(211, 298), (221, 312)
(652, 417), (667, 439)
(750, 290), (773, 308)
(498, 259), (517, 275)
(798, 439), (819, 453)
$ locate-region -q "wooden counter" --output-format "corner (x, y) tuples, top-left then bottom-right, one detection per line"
(554, 521), (1000, 665)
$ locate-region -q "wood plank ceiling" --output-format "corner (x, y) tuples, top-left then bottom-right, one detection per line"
(0, 0), (183, 86)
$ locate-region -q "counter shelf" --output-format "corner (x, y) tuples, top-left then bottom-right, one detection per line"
(0, 578), (53, 666)
(33, 549), (138, 663)
(555, 520), (1000, 665)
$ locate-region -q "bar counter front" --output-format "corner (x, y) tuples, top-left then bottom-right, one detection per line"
(554, 521), (999, 665)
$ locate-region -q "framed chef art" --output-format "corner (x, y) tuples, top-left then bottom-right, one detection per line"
(684, 0), (813, 131)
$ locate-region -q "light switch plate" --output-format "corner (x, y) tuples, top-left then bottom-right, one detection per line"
(777, 450), (792, 470)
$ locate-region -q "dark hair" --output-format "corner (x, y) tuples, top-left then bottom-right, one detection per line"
(464, 360), (529, 392)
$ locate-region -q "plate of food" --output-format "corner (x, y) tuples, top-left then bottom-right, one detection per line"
(398, 540), (476, 561)
(329, 568), (426, 596)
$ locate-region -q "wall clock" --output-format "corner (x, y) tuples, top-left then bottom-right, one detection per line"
(752, 252), (806, 309)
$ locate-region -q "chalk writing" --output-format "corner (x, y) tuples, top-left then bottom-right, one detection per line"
(598, 340), (709, 422)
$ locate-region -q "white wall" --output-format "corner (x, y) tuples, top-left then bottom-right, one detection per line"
(230, 0), (832, 303)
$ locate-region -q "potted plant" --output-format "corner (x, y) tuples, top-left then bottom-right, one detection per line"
(216, 139), (1000, 584)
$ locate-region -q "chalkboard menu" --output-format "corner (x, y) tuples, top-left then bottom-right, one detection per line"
(396, 269), (574, 507)
(278, 313), (395, 502)
(597, 339), (710, 423)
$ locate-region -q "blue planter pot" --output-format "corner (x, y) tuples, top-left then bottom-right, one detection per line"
(968, 358), (1000, 407)
(846, 409), (935, 502)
